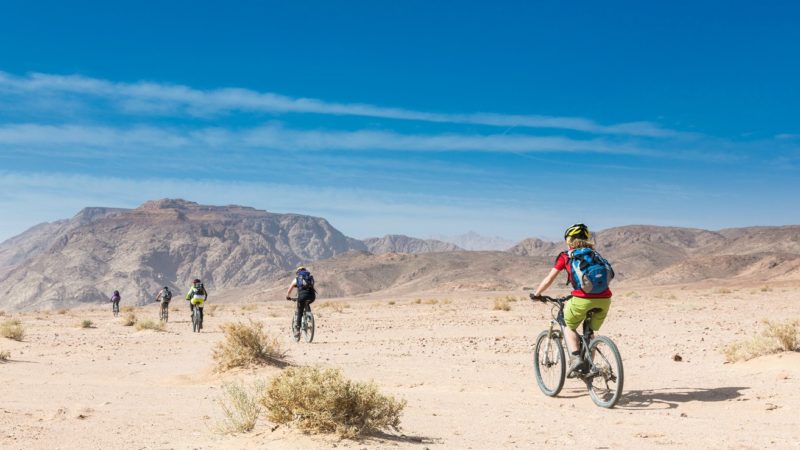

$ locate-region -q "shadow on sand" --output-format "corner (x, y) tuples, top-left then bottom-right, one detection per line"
(364, 431), (441, 446)
(616, 386), (749, 410)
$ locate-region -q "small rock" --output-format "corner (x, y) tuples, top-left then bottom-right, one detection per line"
(672, 354), (683, 362)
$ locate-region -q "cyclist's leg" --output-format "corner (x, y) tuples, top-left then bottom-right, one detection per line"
(586, 298), (611, 331)
(294, 299), (306, 331)
(563, 297), (593, 354)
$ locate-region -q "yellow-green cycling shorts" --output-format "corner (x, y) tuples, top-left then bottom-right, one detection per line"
(190, 297), (205, 306)
(563, 297), (611, 331)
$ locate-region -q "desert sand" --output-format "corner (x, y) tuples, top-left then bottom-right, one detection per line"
(1, 285), (798, 449)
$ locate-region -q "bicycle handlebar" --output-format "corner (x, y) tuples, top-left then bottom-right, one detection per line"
(529, 293), (573, 303)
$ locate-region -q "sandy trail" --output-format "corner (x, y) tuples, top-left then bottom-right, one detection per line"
(1, 286), (798, 449)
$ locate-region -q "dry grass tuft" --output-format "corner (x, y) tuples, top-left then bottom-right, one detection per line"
(206, 304), (219, 316)
(135, 319), (165, 331)
(79, 319), (94, 328)
(0, 310), (5, 317)
(319, 301), (347, 313)
(423, 298), (439, 305)
(0, 349), (9, 361)
(262, 366), (406, 438)
(240, 304), (257, 312)
(121, 306), (135, 313)
(1, 319), (24, 341)
(213, 320), (287, 372)
(413, 298), (422, 304)
(217, 380), (264, 434)
(57, 309), (68, 315)
(722, 319), (800, 362)
(122, 313), (137, 326)
(387, 301), (396, 306)
(760, 286), (772, 292)
(716, 288), (733, 294)
(493, 297), (511, 311)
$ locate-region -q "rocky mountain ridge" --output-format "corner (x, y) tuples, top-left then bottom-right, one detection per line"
(1, 200), (798, 310)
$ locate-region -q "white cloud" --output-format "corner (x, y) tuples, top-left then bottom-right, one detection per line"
(0, 122), (653, 156)
(0, 71), (680, 137)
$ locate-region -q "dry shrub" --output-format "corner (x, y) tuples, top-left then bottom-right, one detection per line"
(241, 304), (257, 312)
(0, 349), (9, 361)
(423, 298), (438, 305)
(57, 309), (68, 315)
(80, 319), (94, 328)
(493, 297), (511, 311)
(217, 380), (264, 433)
(213, 320), (286, 371)
(387, 301), (396, 306)
(0, 310), (5, 316)
(1, 319), (24, 341)
(206, 304), (219, 316)
(121, 306), (135, 313)
(135, 319), (165, 331)
(760, 286), (772, 292)
(441, 299), (453, 305)
(723, 319), (800, 362)
(263, 366), (406, 438)
(319, 301), (346, 313)
(122, 313), (137, 326)
(716, 288), (733, 294)
(413, 298), (422, 304)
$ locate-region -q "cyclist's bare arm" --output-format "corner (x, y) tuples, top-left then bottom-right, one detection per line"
(286, 280), (296, 299)
(533, 268), (560, 296)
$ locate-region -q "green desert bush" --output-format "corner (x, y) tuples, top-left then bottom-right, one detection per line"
(217, 380), (264, 433)
(213, 320), (286, 372)
(135, 319), (165, 331)
(80, 319), (94, 328)
(262, 366), (406, 438)
(723, 319), (800, 362)
(1, 319), (24, 341)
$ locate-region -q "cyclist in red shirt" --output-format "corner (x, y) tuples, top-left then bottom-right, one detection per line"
(532, 224), (612, 376)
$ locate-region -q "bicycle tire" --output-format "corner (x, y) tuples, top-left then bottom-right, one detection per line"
(533, 329), (566, 397)
(192, 306), (201, 333)
(302, 309), (314, 343)
(585, 335), (624, 408)
(161, 305), (169, 323)
(291, 311), (300, 342)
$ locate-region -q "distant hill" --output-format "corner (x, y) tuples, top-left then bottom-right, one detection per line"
(0, 199), (367, 310)
(430, 231), (516, 251)
(363, 235), (462, 254)
(2, 199), (798, 310)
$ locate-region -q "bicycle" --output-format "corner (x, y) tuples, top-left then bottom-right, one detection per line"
(288, 297), (314, 343)
(159, 301), (169, 323)
(112, 301), (120, 317)
(530, 294), (624, 408)
(191, 303), (203, 333)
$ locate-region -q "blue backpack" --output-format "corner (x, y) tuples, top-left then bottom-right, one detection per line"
(296, 270), (315, 292)
(566, 248), (614, 294)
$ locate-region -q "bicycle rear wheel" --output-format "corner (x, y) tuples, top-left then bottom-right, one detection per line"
(291, 311), (300, 342)
(302, 309), (315, 343)
(192, 306), (201, 333)
(585, 336), (624, 408)
(533, 329), (566, 397)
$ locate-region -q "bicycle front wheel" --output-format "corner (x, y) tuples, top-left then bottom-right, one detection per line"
(291, 312), (300, 342)
(192, 308), (201, 333)
(303, 310), (315, 343)
(585, 335), (624, 408)
(533, 329), (566, 397)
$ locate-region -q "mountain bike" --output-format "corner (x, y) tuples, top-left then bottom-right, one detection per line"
(288, 297), (314, 343)
(191, 303), (203, 333)
(159, 301), (169, 323)
(530, 294), (624, 408)
(112, 301), (120, 317)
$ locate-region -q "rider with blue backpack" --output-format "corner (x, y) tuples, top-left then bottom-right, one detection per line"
(286, 266), (316, 339)
(532, 223), (614, 376)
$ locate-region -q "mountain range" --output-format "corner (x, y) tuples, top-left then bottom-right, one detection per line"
(1, 199), (798, 310)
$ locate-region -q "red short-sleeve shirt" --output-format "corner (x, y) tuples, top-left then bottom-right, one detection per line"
(554, 252), (613, 298)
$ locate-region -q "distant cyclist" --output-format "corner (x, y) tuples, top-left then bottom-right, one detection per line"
(155, 286), (172, 316)
(286, 266), (316, 339)
(185, 279), (208, 326)
(110, 290), (121, 315)
(531, 223), (614, 376)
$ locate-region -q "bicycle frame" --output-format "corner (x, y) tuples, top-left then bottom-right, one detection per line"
(539, 296), (599, 378)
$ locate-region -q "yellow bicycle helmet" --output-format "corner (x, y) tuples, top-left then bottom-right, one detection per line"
(564, 223), (590, 240)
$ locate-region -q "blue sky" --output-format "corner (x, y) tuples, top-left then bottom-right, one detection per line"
(1, 1), (799, 243)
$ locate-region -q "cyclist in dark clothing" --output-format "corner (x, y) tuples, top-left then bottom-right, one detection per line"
(286, 266), (316, 339)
